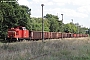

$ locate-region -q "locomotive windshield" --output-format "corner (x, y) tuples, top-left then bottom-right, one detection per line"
(22, 27), (26, 30)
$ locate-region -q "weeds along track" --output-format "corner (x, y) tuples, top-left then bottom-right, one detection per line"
(0, 37), (90, 60)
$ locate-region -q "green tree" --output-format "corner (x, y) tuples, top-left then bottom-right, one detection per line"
(44, 14), (60, 32)
(64, 23), (77, 33)
(18, 5), (31, 30)
(58, 20), (64, 32)
(0, 0), (31, 38)
(31, 17), (49, 31)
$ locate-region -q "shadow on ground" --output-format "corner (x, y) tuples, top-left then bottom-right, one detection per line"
(0, 39), (8, 43)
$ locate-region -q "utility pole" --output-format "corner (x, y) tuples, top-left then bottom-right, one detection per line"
(41, 4), (44, 42)
(75, 23), (79, 34)
(71, 19), (73, 23)
(61, 14), (63, 39)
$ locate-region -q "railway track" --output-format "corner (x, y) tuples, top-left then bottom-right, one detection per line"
(2, 37), (89, 45)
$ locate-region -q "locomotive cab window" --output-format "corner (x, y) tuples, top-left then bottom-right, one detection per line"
(22, 27), (26, 30)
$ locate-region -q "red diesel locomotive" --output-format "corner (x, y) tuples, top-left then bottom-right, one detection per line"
(7, 26), (29, 41)
(7, 26), (88, 41)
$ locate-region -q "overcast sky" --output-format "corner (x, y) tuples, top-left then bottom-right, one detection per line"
(18, 0), (90, 28)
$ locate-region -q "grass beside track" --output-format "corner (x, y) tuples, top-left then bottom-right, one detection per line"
(0, 37), (90, 60)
